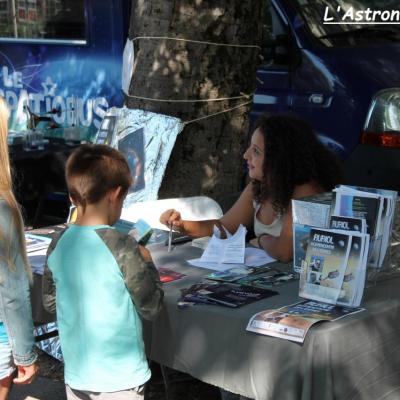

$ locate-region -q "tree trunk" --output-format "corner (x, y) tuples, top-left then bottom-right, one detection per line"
(126, 0), (262, 205)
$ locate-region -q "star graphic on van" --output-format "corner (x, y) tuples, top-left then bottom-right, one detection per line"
(41, 77), (58, 96)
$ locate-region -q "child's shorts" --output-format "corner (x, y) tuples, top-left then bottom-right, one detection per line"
(66, 385), (145, 400)
(0, 340), (15, 380)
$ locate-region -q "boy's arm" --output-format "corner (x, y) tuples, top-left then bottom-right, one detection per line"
(96, 229), (164, 321)
(119, 241), (164, 321)
(42, 232), (64, 314)
(42, 264), (56, 314)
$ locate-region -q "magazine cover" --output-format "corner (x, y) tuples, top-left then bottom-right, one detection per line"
(246, 299), (364, 343)
(236, 269), (296, 289)
(334, 193), (380, 237)
(117, 127), (145, 192)
(180, 282), (278, 308)
(158, 268), (186, 283)
(293, 224), (312, 273)
(206, 265), (272, 283)
(299, 228), (352, 304)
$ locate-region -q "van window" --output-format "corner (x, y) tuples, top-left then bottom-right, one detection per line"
(0, 0), (85, 42)
(294, 0), (400, 47)
(262, 1), (292, 67)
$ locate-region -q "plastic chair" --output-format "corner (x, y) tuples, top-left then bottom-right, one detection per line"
(120, 196), (223, 229)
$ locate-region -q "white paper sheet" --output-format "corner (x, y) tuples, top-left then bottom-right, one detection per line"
(199, 224), (246, 264)
(188, 247), (276, 272)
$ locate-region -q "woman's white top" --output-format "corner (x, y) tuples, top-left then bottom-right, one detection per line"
(253, 201), (284, 238)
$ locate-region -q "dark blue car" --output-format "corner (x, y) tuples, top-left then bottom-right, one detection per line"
(255, 0), (400, 191)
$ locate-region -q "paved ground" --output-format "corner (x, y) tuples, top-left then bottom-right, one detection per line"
(7, 351), (221, 400)
(9, 377), (66, 400)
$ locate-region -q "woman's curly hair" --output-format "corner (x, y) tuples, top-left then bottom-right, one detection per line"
(252, 113), (343, 215)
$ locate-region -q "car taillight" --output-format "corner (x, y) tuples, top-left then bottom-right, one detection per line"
(361, 131), (400, 148)
(363, 89), (400, 148)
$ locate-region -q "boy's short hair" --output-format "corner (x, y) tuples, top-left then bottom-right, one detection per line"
(66, 144), (132, 209)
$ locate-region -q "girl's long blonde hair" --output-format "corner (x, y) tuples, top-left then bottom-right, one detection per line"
(0, 97), (31, 279)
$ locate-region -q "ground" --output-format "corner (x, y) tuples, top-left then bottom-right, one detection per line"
(9, 349), (222, 400)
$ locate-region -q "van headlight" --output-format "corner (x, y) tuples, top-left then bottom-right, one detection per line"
(362, 89), (400, 148)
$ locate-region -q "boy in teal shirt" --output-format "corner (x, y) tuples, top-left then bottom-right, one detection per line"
(42, 144), (163, 399)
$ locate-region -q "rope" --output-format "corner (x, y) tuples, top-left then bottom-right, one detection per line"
(125, 93), (253, 103)
(132, 36), (261, 50)
(183, 100), (253, 126)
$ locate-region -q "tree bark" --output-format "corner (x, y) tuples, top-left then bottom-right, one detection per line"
(126, 0), (263, 205)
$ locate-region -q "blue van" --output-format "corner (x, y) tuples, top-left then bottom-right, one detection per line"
(255, 0), (400, 191)
(1, 0), (399, 191)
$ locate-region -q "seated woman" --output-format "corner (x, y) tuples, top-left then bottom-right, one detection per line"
(160, 113), (343, 263)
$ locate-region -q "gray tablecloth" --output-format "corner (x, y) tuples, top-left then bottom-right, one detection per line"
(145, 243), (400, 400)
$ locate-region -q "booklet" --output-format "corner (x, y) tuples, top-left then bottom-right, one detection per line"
(299, 228), (351, 304)
(206, 265), (272, 283)
(333, 185), (397, 268)
(299, 227), (369, 307)
(292, 192), (333, 273)
(114, 218), (153, 245)
(179, 282), (278, 308)
(246, 299), (364, 343)
(25, 233), (52, 253)
(236, 269), (297, 289)
(157, 267), (186, 283)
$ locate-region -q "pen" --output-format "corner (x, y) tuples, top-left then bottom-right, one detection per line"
(168, 224), (172, 253)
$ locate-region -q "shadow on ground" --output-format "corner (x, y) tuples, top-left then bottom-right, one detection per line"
(9, 350), (221, 400)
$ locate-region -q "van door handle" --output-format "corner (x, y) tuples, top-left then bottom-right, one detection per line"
(309, 94), (324, 104)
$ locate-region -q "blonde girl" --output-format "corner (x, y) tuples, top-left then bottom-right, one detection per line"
(0, 98), (38, 399)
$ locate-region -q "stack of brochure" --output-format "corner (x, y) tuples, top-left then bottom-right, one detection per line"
(292, 186), (397, 273)
(333, 185), (397, 268)
(299, 226), (369, 307)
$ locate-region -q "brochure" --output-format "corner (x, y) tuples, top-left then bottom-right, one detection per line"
(206, 265), (272, 283)
(246, 299), (364, 343)
(299, 227), (369, 307)
(293, 224), (312, 274)
(236, 269), (297, 289)
(179, 282), (278, 308)
(299, 228), (352, 304)
(336, 234), (369, 307)
(157, 267), (186, 283)
(113, 218), (153, 245)
(333, 185), (397, 268)
(25, 233), (52, 253)
(292, 192), (333, 273)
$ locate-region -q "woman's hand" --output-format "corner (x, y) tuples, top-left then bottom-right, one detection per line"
(249, 237), (259, 248)
(159, 209), (185, 232)
(13, 362), (39, 385)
